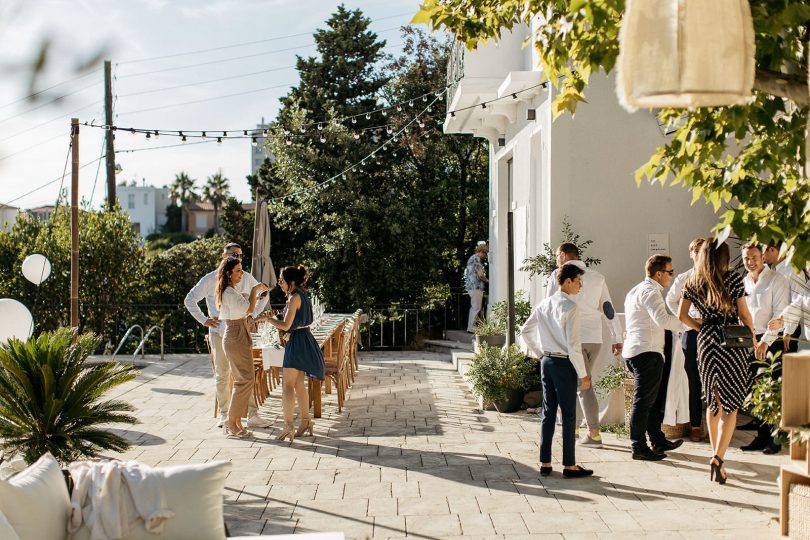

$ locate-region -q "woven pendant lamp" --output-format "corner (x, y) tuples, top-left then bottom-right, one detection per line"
(617, 0), (755, 111)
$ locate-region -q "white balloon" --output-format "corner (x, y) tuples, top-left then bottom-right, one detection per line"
(0, 299), (33, 344)
(21, 254), (51, 285)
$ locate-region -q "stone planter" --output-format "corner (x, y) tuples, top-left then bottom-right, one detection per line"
(493, 388), (524, 413)
(474, 334), (506, 353)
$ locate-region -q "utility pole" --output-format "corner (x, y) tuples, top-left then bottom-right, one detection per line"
(70, 118), (80, 331)
(104, 60), (116, 210)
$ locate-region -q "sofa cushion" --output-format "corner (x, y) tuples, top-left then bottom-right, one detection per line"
(71, 460), (232, 540)
(0, 510), (20, 540)
(0, 453), (70, 540)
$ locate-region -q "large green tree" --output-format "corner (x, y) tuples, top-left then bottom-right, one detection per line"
(414, 0), (810, 268)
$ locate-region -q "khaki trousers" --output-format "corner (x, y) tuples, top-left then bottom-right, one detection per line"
(211, 330), (257, 417)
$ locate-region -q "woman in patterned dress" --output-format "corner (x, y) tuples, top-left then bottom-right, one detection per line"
(677, 239), (762, 484)
(263, 266), (325, 442)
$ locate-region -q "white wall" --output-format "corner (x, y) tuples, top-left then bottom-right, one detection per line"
(0, 208), (19, 231)
(117, 185), (170, 237)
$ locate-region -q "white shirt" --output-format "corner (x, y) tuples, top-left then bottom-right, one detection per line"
(520, 291), (587, 378)
(546, 261), (622, 345)
(184, 269), (268, 336)
(744, 267), (789, 336)
(764, 295), (810, 351)
(622, 277), (683, 359)
(666, 268), (701, 321)
(774, 258), (809, 303)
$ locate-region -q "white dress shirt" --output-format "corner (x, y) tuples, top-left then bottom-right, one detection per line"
(184, 269), (268, 336)
(622, 277), (683, 359)
(665, 268), (701, 322)
(774, 258), (809, 303)
(744, 267), (789, 336)
(546, 261), (622, 345)
(764, 295), (810, 351)
(218, 287), (252, 320)
(520, 291), (587, 379)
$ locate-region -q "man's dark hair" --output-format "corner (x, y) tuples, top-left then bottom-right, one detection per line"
(223, 243), (241, 253)
(741, 241), (763, 254)
(557, 242), (579, 258)
(557, 263), (584, 286)
(645, 255), (672, 277)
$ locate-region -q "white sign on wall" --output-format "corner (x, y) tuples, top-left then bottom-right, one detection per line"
(648, 233), (670, 257)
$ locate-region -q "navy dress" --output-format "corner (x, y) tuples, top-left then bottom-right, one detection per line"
(283, 288), (325, 380)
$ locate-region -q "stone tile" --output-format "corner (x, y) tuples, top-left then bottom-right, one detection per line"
(397, 496), (450, 516)
(405, 514), (462, 537)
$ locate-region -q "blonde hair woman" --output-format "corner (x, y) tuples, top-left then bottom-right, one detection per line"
(215, 256), (268, 438)
(678, 240), (762, 484)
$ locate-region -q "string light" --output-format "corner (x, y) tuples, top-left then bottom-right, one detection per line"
(251, 137), (257, 146)
(217, 137), (222, 144)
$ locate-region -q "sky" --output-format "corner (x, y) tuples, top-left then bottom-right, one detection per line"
(0, 0), (423, 210)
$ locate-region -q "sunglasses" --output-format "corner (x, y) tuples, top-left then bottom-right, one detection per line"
(662, 269), (674, 275)
(228, 252), (243, 259)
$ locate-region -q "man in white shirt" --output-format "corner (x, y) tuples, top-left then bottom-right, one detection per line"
(665, 238), (705, 442)
(184, 243), (271, 429)
(521, 264), (593, 478)
(547, 243), (623, 448)
(740, 242), (789, 454)
(623, 255), (685, 461)
(763, 243), (808, 353)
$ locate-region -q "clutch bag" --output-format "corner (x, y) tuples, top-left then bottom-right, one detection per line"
(720, 325), (753, 348)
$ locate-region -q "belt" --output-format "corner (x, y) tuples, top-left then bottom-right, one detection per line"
(543, 351), (568, 359)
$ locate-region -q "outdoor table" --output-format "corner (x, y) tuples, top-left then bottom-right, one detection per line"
(252, 313), (350, 418)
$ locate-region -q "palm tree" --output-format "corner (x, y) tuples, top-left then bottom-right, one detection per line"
(0, 328), (138, 464)
(169, 172), (198, 206)
(202, 170), (230, 234)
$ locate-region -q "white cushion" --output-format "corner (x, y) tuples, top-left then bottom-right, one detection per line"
(71, 460), (231, 540)
(0, 453), (70, 540)
(0, 510), (20, 540)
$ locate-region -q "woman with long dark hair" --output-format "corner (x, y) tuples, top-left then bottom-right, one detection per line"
(678, 239), (762, 484)
(215, 256), (268, 438)
(264, 265), (325, 442)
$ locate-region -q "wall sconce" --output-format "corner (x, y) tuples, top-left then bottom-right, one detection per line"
(526, 109), (536, 121)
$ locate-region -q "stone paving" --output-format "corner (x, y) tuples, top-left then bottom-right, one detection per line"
(102, 351), (787, 539)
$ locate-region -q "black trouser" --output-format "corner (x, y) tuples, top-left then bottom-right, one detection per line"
(787, 326), (801, 354)
(750, 334), (785, 443)
(681, 329), (703, 428)
(625, 352), (668, 452)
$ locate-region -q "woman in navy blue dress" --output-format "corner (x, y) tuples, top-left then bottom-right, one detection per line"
(263, 266), (325, 442)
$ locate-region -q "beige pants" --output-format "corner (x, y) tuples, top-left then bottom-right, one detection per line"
(211, 331), (257, 417)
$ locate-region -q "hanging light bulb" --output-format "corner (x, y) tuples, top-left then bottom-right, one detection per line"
(181, 135), (187, 143)
(154, 130), (159, 139)
(222, 131), (227, 137)
(202, 131), (207, 139)
(320, 136), (326, 143)
(408, 100), (414, 107)
(217, 137), (222, 144)
(382, 109), (388, 117)
(263, 129), (268, 135)
(365, 113), (371, 120)
(418, 120), (425, 128)
(243, 130), (248, 136)
(351, 117), (357, 124)
(299, 126), (305, 133)
(423, 95), (428, 102)
(317, 123), (323, 130)
(386, 127), (393, 135)
(145, 133), (152, 141)
(427, 106), (433, 112)
(286, 139), (292, 146)
(353, 132), (360, 140)
(397, 105), (402, 112)
(251, 137), (258, 146)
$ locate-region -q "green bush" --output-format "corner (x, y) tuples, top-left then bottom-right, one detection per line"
(466, 343), (538, 404)
(490, 290), (532, 334)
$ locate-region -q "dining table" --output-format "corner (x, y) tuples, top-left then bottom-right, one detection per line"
(252, 313), (352, 418)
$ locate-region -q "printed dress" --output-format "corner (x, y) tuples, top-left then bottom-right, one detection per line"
(282, 288), (325, 380)
(682, 271), (752, 414)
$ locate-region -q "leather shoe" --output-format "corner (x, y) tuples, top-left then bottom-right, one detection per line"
(738, 419), (760, 431)
(652, 439), (684, 454)
(563, 465), (594, 478)
(763, 443), (781, 455)
(689, 428), (703, 442)
(741, 437), (769, 452)
(632, 448), (666, 461)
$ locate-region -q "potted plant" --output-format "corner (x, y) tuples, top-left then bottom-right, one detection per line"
(466, 343), (539, 413)
(594, 363), (634, 429)
(0, 328), (139, 465)
(473, 317), (506, 349)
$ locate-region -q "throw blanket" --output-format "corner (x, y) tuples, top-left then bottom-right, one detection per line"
(68, 461), (175, 540)
(663, 333), (690, 425)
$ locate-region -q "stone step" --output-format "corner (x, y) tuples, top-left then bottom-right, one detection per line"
(445, 329), (474, 343)
(423, 339), (474, 355)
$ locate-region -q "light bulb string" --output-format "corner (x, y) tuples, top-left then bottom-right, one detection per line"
(268, 92), (443, 203)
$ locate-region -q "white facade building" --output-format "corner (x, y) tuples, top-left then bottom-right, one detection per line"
(116, 184), (170, 237)
(0, 204), (19, 231)
(444, 23), (719, 309)
(251, 118), (274, 174)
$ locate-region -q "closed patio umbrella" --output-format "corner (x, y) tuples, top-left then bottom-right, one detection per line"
(251, 198), (276, 289)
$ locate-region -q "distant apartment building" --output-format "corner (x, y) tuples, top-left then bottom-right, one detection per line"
(0, 204), (19, 231)
(116, 184), (170, 237)
(27, 205), (55, 222)
(183, 201), (255, 237)
(250, 117), (274, 174)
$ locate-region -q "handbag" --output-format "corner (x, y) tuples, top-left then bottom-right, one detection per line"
(720, 325), (753, 348)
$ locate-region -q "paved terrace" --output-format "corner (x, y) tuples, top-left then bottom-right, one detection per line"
(102, 352), (786, 539)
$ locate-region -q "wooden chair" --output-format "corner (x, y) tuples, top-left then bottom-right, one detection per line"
(252, 349), (269, 407)
(324, 320), (354, 413)
(322, 320), (346, 395)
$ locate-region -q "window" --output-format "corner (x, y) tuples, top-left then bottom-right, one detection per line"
(127, 194), (135, 210)
(195, 213), (207, 229)
(143, 193), (148, 205)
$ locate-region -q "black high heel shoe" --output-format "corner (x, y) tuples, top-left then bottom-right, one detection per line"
(710, 454), (726, 485)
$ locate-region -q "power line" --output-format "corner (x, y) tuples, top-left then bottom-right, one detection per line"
(116, 140), (216, 152)
(0, 68), (100, 111)
(117, 12), (414, 64)
(0, 132), (69, 162)
(116, 83), (296, 116)
(0, 101), (102, 145)
(118, 66), (295, 98)
(0, 79), (101, 125)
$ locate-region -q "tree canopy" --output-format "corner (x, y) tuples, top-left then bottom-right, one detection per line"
(413, 0), (810, 268)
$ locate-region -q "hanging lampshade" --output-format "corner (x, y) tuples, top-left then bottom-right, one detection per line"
(617, 0), (755, 111)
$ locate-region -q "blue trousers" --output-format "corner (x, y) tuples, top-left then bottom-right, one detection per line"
(681, 329), (703, 428)
(540, 356), (578, 466)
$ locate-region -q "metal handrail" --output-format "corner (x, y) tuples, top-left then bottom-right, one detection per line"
(133, 325), (164, 361)
(112, 324), (143, 360)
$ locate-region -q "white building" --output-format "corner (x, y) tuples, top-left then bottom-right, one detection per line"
(250, 118), (274, 174)
(0, 204), (19, 231)
(116, 183), (170, 237)
(444, 23), (719, 308)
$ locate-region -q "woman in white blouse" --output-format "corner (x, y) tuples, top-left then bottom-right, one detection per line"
(215, 256), (268, 437)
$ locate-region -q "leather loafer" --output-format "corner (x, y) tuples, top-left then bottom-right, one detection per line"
(689, 428), (703, 442)
(563, 465), (594, 478)
(741, 437), (769, 452)
(652, 439), (684, 454)
(762, 443), (782, 455)
(540, 466), (552, 477)
(632, 448), (666, 461)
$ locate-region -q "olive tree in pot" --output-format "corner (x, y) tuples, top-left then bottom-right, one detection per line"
(466, 343), (539, 413)
(473, 317), (506, 349)
(0, 327), (139, 465)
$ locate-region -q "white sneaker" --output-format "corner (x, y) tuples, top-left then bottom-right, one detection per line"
(577, 432), (603, 448)
(216, 414), (226, 428)
(246, 414), (272, 429)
